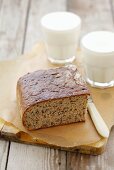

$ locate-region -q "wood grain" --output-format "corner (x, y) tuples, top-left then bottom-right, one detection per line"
(0, 0), (30, 169)
(0, 141), (9, 170)
(1, 0), (114, 169)
(0, 0), (29, 59)
(110, 0), (114, 22)
(24, 0), (66, 52)
(66, 127), (114, 170)
(0, 0), (30, 168)
(7, 0), (67, 170)
(66, 0), (114, 169)
(67, 0), (114, 37)
(7, 143), (66, 170)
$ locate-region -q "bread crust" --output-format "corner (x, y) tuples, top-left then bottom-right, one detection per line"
(17, 65), (90, 130)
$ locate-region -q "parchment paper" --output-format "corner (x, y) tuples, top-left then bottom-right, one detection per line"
(1, 43), (113, 148)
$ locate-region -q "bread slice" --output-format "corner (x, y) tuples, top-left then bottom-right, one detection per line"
(17, 65), (90, 130)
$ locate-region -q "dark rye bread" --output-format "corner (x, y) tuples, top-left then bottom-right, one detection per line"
(17, 65), (90, 130)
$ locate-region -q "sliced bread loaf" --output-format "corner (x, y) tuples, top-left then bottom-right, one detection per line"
(17, 65), (89, 130)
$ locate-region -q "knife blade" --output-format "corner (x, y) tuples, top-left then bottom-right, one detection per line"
(87, 96), (109, 138)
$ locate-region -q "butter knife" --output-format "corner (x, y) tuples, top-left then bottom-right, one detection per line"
(88, 96), (109, 138)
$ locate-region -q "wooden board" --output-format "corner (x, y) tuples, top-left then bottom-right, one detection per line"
(66, 0), (114, 169)
(7, 142), (66, 170)
(0, 42), (114, 155)
(0, 0), (30, 169)
(67, 0), (114, 36)
(4, 1), (67, 170)
(0, 0), (114, 169)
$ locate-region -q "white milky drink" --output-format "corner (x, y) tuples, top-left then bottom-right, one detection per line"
(41, 12), (81, 64)
(81, 31), (114, 88)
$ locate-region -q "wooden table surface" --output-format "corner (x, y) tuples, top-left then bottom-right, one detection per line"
(0, 0), (114, 169)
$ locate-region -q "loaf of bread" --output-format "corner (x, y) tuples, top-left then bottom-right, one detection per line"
(17, 65), (90, 130)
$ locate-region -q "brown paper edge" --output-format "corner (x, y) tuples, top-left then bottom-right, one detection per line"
(0, 118), (107, 155)
(0, 42), (110, 155)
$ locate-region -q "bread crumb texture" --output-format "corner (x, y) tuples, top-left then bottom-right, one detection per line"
(17, 65), (89, 130)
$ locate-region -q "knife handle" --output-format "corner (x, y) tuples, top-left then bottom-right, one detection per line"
(88, 102), (109, 138)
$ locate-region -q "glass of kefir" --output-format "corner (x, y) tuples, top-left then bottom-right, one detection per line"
(41, 12), (81, 64)
(81, 31), (114, 88)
